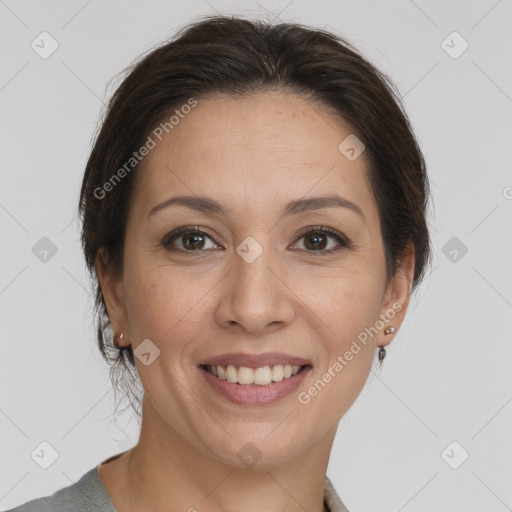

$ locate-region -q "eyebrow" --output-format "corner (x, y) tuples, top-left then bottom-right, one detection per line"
(148, 194), (365, 221)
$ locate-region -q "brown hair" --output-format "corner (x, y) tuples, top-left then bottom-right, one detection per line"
(78, 15), (432, 417)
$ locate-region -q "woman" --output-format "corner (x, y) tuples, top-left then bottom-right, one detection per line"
(7, 14), (431, 512)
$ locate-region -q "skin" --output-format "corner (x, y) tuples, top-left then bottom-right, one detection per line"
(95, 90), (415, 512)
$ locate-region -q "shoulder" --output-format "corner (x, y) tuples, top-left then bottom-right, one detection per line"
(324, 476), (351, 512)
(3, 467), (117, 512)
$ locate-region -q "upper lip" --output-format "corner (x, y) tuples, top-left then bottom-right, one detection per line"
(198, 352), (312, 368)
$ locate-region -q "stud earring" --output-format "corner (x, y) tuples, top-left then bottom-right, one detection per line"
(114, 331), (124, 349)
(378, 326), (396, 364)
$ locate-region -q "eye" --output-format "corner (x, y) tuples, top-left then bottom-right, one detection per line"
(161, 226), (222, 252)
(160, 225), (350, 255)
(290, 226), (350, 255)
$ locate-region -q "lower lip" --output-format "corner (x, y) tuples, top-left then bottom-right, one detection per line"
(199, 365), (312, 406)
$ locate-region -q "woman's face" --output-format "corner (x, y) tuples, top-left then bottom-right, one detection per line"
(99, 91), (413, 466)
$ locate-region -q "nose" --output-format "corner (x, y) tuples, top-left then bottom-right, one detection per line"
(214, 246), (295, 335)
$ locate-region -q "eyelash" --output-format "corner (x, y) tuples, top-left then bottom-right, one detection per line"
(160, 225), (351, 256)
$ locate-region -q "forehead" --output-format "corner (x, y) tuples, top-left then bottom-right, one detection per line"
(132, 91), (377, 224)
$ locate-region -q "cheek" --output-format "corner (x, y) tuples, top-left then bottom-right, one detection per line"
(123, 258), (215, 345)
(297, 262), (383, 333)
(295, 268), (382, 400)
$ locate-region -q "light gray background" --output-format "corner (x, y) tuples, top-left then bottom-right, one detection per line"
(1, 1), (511, 511)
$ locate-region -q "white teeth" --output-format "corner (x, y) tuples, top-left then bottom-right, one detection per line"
(238, 366), (254, 385)
(271, 364), (284, 382)
(254, 366), (272, 385)
(206, 364), (305, 385)
(225, 365), (238, 383)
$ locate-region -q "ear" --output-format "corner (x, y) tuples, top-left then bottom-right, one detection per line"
(377, 241), (415, 348)
(95, 248), (130, 347)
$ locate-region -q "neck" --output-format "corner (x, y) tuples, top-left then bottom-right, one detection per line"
(119, 398), (336, 512)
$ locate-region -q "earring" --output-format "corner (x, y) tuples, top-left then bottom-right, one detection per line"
(378, 326), (396, 364)
(378, 346), (386, 363)
(113, 331), (124, 349)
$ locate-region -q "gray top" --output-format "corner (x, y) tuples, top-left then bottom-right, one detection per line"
(5, 465), (350, 512)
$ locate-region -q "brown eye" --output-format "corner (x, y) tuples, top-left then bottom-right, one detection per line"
(291, 227), (350, 255)
(303, 232), (330, 250)
(161, 227), (221, 252)
(180, 232), (207, 250)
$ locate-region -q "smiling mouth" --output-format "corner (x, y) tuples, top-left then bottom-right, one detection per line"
(201, 364), (309, 386)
